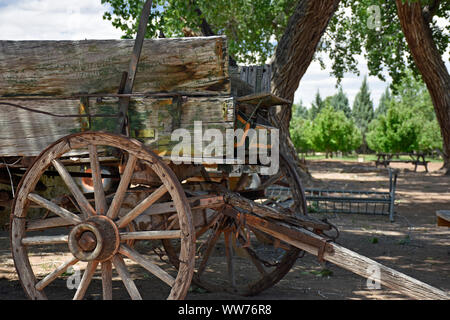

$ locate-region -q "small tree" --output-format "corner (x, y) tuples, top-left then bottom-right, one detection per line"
(418, 120), (443, 154)
(367, 104), (420, 154)
(352, 76), (374, 133)
(290, 117), (313, 154)
(310, 106), (362, 157)
(292, 100), (309, 119)
(352, 76), (375, 153)
(309, 90), (325, 120)
(367, 75), (443, 154)
(329, 86), (351, 118)
(375, 87), (391, 118)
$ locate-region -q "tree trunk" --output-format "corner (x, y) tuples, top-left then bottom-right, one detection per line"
(396, 0), (450, 175)
(269, 0), (341, 181)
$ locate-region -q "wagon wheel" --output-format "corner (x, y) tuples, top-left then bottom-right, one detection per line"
(163, 152), (305, 296)
(10, 132), (195, 300)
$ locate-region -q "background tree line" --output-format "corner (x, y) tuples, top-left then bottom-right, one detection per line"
(290, 72), (443, 157)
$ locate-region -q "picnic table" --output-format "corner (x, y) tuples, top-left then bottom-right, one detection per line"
(375, 153), (430, 172)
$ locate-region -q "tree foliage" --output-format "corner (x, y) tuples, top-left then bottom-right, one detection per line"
(328, 86), (351, 118)
(375, 87), (391, 118)
(309, 90), (325, 119)
(292, 100), (309, 118)
(290, 117), (313, 153)
(309, 106), (362, 156)
(320, 0), (449, 87)
(352, 76), (374, 135)
(366, 74), (443, 153)
(101, 0), (298, 64)
(101, 0), (448, 86)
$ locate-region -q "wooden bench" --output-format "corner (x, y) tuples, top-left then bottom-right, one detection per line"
(436, 210), (450, 227)
(375, 153), (429, 172)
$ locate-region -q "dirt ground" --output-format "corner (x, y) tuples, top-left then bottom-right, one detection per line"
(0, 159), (448, 300)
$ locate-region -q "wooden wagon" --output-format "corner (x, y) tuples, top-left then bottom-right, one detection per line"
(0, 4), (448, 300)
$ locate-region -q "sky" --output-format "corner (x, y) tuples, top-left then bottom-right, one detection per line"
(293, 55), (389, 109)
(0, 0), (446, 109)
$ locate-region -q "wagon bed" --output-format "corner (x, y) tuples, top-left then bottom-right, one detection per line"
(1, 2), (448, 301)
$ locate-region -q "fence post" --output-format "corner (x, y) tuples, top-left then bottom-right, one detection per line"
(389, 169), (398, 222)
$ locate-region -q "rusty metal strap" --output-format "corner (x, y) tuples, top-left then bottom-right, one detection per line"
(317, 239), (334, 263)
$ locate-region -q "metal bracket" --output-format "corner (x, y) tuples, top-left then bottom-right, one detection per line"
(317, 239), (334, 263)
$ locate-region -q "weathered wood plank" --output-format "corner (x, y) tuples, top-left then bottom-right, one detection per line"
(119, 230), (181, 241)
(116, 184), (167, 228)
(0, 37), (229, 97)
(241, 212), (450, 300)
(21, 234), (68, 246)
(107, 154), (137, 220)
(101, 261), (113, 300)
(0, 100), (81, 156)
(89, 144), (107, 215)
(35, 257), (79, 291)
(52, 159), (96, 219)
(112, 255), (142, 300)
(236, 93), (291, 108)
(27, 193), (82, 225)
(119, 244), (175, 287)
(0, 95), (234, 156)
(73, 261), (99, 300)
(237, 65), (271, 93)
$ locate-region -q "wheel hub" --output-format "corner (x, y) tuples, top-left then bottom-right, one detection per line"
(68, 215), (120, 262)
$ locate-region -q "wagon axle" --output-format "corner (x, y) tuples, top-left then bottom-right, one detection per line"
(68, 215), (120, 262)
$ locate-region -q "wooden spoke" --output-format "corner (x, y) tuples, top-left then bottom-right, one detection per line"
(22, 235), (68, 246)
(224, 231), (235, 287)
(51, 159), (95, 219)
(73, 261), (99, 300)
(89, 144), (107, 215)
(167, 213), (179, 230)
(112, 254), (142, 300)
(119, 230), (181, 241)
(116, 184), (167, 228)
(106, 154), (137, 220)
(101, 261), (113, 300)
(196, 226), (222, 276)
(245, 247), (267, 276)
(260, 171), (284, 190)
(116, 195), (224, 217)
(195, 210), (222, 239)
(27, 193), (82, 225)
(26, 216), (75, 232)
(35, 257), (79, 291)
(119, 245), (175, 287)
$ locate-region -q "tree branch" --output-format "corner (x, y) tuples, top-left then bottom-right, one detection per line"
(422, 0), (441, 24)
(190, 0), (237, 66)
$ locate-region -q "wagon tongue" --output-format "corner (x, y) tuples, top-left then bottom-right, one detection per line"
(117, 0), (153, 135)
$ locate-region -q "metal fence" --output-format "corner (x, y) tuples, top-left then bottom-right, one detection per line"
(266, 169), (398, 222)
